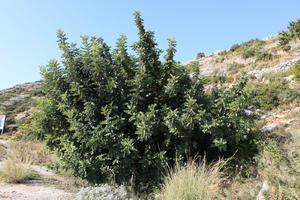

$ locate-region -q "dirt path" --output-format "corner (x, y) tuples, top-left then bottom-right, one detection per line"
(0, 182), (72, 200)
(0, 139), (74, 200)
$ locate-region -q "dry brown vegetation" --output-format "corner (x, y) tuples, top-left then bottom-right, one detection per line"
(160, 159), (227, 200)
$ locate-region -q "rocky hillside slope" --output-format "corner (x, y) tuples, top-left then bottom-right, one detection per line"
(0, 81), (43, 132)
(184, 35), (300, 80)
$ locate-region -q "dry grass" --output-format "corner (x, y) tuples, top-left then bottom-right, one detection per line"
(8, 140), (57, 165)
(53, 175), (90, 193)
(0, 140), (56, 184)
(0, 144), (6, 161)
(0, 158), (37, 183)
(159, 159), (226, 200)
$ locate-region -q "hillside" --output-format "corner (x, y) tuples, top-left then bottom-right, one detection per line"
(0, 81), (43, 132)
(184, 35), (300, 78)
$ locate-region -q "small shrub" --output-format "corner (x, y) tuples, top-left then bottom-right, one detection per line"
(242, 48), (256, 59)
(230, 43), (240, 52)
(76, 184), (133, 200)
(256, 51), (273, 61)
(278, 31), (291, 46)
(242, 39), (266, 49)
(290, 62), (300, 80)
(278, 19), (300, 47)
(247, 78), (299, 110)
(160, 159), (226, 200)
(196, 52), (205, 59)
(0, 158), (36, 183)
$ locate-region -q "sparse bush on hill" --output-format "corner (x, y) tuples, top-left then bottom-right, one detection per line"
(196, 52), (205, 59)
(228, 39), (271, 61)
(246, 78), (299, 111)
(279, 31), (292, 46)
(256, 51), (273, 61)
(278, 19), (300, 46)
(290, 62), (300, 80)
(242, 48), (256, 59)
(27, 11), (259, 192)
(230, 43), (240, 52)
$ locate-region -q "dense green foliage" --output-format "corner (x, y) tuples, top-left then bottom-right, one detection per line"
(29, 12), (259, 191)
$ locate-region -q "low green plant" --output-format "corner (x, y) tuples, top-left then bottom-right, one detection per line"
(247, 78), (299, 110)
(242, 48), (256, 59)
(289, 62), (300, 80)
(256, 51), (273, 61)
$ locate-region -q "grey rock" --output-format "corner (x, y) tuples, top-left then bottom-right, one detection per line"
(261, 124), (278, 133)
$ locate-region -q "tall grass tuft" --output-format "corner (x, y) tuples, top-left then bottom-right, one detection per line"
(0, 158), (36, 183)
(160, 159), (226, 200)
(0, 140), (46, 183)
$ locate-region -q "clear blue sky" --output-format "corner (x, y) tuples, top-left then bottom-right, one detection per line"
(0, 0), (299, 90)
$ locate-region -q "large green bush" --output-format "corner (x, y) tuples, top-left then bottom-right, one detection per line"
(30, 12), (259, 191)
